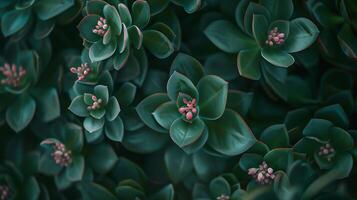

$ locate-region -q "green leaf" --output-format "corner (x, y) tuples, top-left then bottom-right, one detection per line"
(77, 15), (101, 43)
(197, 75), (228, 120)
(261, 0), (293, 20)
(181, 128), (208, 154)
(105, 116), (124, 142)
(128, 25), (143, 49)
(35, 0), (74, 20)
(94, 85), (109, 104)
(87, 143), (118, 174)
(147, 0), (170, 15)
(264, 148), (293, 171)
(153, 101), (181, 129)
(260, 124), (289, 149)
(118, 3), (132, 26)
(15, 0), (35, 9)
(22, 176), (40, 200)
(123, 127), (169, 154)
(149, 22), (176, 44)
(33, 18), (55, 40)
(118, 24), (129, 53)
(78, 182), (117, 200)
(302, 154), (353, 199)
(150, 184), (174, 200)
(115, 185), (145, 200)
(136, 93), (170, 133)
(303, 118), (333, 140)
(1, 9), (30, 37)
(237, 48), (262, 80)
(106, 97), (120, 121)
(6, 95), (36, 132)
(69, 95), (89, 117)
(102, 28), (112, 45)
(239, 153), (264, 171)
(103, 4), (122, 35)
(170, 53), (204, 85)
(314, 104), (349, 129)
(244, 3), (271, 35)
(226, 90), (254, 116)
(167, 71), (198, 101)
(132, 0), (150, 28)
(209, 176), (231, 198)
(261, 48), (295, 67)
(32, 87), (60, 122)
(66, 155), (84, 181)
(235, 0), (250, 31)
(89, 40), (117, 62)
(330, 127), (354, 152)
(164, 146), (193, 183)
(311, 2), (344, 28)
(63, 123), (83, 153)
(337, 24), (357, 59)
(85, 0), (106, 15)
(116, 82), (136, 107)
(206, 109), (256, 156)
(204, 20), (256, 53)
(83, 117), (104, 133)
(193, 151), (227, 182)
(170, 118), (205, 148)
(282, 18), (319, 53)
(89, 108), (105, 119)
(113, 45), (130, 70)
(171, 0), (201, 13)
(252, 15), (269, 46)
(143, 30), (174, 59)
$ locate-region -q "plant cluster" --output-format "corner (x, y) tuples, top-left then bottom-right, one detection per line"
(0, 0), (356, 199)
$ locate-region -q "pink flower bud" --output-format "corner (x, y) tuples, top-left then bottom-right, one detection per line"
(248, 168), (257, 175)
(186, 112), (193, 120)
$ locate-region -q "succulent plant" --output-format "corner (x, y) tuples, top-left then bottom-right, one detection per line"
(0, 153), (40, 200)
(0, 0), (81, 38)
(193, 174), (245, 200)
(0, 50), (60, 132)
(68, 84), (123, 142)
(204, 0), (319, 80)
(307, 0), (357, 70)
(78, 0), (175, 68)
(0, 0), (356, 199)
(294, 117), (354, 170)
(137, 53), (256, 155)
(39, 123), (84, 190)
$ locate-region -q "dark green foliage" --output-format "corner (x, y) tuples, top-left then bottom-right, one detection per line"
(0, 0), (356, 200)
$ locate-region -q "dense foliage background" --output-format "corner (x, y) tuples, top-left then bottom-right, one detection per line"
(0, 0), (356, 199)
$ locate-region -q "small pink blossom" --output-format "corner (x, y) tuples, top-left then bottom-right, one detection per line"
(178, 98), (197, 120)
(92, 17), (108, 37)
(0, 63), (26, 88)
(70, 63), (91, 81)
(265, 27), (285, 46)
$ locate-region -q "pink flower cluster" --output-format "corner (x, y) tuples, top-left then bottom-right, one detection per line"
(0, 185), (10, 200)
(248, 161), (276, 185)
(178, 98), (197, 120)
(318, 143), (335, 161)
(92, 17), (108, 37)
(0, 63), (26, 88)
(87, 95), (103, 111)
(216, 194), (230, 200)
(265, 27), (285, 46)
(51, 142), (72, 167)
(70, 63), (91, 81)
